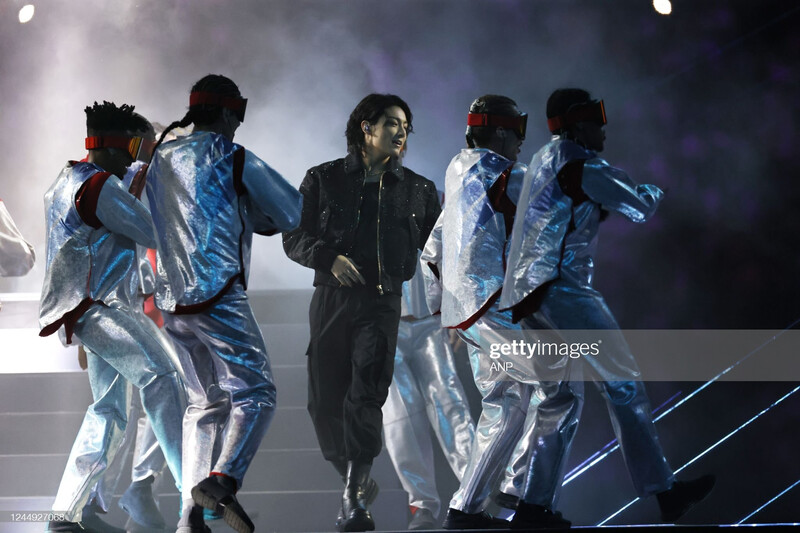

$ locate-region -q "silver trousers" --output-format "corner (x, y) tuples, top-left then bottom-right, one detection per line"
(449, 307), (542, 514)
(91, 383), (168, 512)
(518, 283), (675, 507)
(162, 283), (276, 502)
(52, 303), (184, 521)
(382, 314), (475, 515)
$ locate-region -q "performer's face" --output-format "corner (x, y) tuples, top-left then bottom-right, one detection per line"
(363, 106), (408, 160)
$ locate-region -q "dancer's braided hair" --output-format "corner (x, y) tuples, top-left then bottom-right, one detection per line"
(153, 74), (242, 152)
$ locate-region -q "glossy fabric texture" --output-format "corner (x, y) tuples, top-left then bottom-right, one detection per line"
(383, 312), (475, 515)
(504, 137), (671, 506)
(240, 150), (304, 235)
(432, 149), (524, 327)
(520, 286), (675, 503)
(502, 138), (664, 308)
(146, 131), (301, 312)
(399, 251), (434, 319)
(162, 281), (276, 500)
(40, 163), (154, 338)
(53, 303), (185, 520)
(499, 139), (588, 310)
(0, 199), (35, 276)
(449, 306), (542, 514)
(92, 384), (167, 512)
(130, 413), (167, 482)
(498, 394), (538, 499)
(52, 348), (129, 521)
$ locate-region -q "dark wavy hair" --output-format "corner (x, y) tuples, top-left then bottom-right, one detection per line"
(85, 101), (149, 134)
(154, 74), (242, 151)
(345, 93), (413, 154)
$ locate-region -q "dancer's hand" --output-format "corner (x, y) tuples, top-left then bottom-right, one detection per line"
(332, 255), (366, 287)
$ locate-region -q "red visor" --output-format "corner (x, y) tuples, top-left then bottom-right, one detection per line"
(85, 135), (156, 163)
(547, 100), (606, 133)
(189, 91), (248, 122)
(467, 112), (528, 139)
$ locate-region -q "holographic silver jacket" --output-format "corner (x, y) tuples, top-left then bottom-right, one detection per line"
(421, 148), (525, 328)
(0, 199), (35, 276)
(401, 251), (433, 319)
(146, 131), (302, 312)
(39, 161), (157, 343)
(500, 137), (664, 309)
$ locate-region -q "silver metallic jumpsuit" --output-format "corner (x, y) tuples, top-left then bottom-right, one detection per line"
(39, 161), (185, 522)
(91, 238), (168, 515)
(421, 148), (538, 514)
(146, 131), (302, 504)
(500, 137), (675, 508)
(382, 257), (475, 518)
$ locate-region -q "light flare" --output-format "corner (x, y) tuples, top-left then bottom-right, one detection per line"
(653, 0), (672, 16)
(18, 4), (35, 24)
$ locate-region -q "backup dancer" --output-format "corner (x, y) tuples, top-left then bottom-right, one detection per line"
(283, 93), (440, 532)
(500, 88), (715, 528)
(382, 255), (475, 530)
(421, 94), (538, 530)
(146, 74), (302, 533)
(40, 102), (185, 533)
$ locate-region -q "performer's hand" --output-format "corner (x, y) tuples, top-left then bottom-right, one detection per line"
(331, 255), (365, 287)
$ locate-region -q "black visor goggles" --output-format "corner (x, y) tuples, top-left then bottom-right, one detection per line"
(467, 112), (528, 140)
(189, 91), (248, 123)
(547, 99), (606, 133)
(85, 135), (156, 162)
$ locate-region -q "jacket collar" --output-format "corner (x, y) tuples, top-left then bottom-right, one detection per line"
(344, 151), (405, 180)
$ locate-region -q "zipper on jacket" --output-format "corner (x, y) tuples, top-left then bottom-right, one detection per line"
(376, 172), (384, 295)
(349, 171), (367, 255)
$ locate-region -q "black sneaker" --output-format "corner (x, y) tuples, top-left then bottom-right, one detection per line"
(495, 491), (520, 510)
(657, 475), (716, 523)
(192, 475), (254, 533)
(510, 501), (571, 530)
(46, 521), (83, 533)
(442, 508), (509, 530)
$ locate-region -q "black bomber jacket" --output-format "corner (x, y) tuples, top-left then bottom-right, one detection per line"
(282, 152), (441, 295)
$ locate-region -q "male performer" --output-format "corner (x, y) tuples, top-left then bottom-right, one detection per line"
(147, 74), (302, 533)
(382, 254), (475, 530)
(283, 93), (440, 532)
(500, 88), (715, 528)
(40, 102), (185, 533)
(421, 94), (542, 529)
